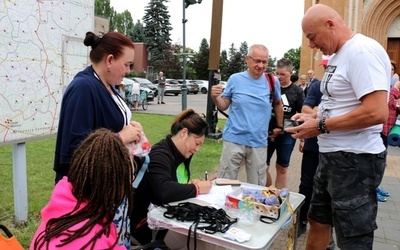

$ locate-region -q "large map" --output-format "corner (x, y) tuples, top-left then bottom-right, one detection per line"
(0, 0), (94, 145)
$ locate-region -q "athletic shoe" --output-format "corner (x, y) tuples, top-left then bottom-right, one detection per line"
(377, 187), (390, 197)
(377, 193), (387, 202)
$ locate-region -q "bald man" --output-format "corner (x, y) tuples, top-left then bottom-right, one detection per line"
(285, 4), (391, 249)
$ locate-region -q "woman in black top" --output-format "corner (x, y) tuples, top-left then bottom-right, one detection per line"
(131, 109), (212, 246)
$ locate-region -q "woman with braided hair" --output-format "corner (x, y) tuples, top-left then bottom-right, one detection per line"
(31, 128), (134, 250)
(53, 31), (144, 248)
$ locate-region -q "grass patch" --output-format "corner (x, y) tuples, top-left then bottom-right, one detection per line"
(0, 113), (225, 248)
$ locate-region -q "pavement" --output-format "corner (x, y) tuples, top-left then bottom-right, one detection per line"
(140, 94), (400, 249)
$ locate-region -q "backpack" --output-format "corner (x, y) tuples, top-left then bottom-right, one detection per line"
(132, 155), (150, 189)
(265, 73), (277, 132)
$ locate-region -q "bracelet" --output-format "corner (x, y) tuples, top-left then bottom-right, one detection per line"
(275, 126), (284, 130)
(317, 118), (330, 134)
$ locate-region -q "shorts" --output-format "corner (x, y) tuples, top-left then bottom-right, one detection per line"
(131, 94), (139, 102)
(218, 140), (267, 186)
(266, 132), (296, 167)
(308, 151), (386, 249)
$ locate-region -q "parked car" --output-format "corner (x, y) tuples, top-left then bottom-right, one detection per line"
(176, 79), (199, 94)
(122, 77), (154, 101)
(152, 78), (181, 96)
(188, 80), (209, 94)
(131, 77), (158, 97)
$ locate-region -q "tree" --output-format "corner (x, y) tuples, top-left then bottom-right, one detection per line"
(225, 43), (243, 79)
(131, 20), (145, 42)
(143, 0), (173, 71)
(238, 42), (248, 72)
(192, 38), (210, 80)
(114, 10), (133, 35)
(219, 50), (229, 80)
(267, 56), (277, 73)
(94, 0), (117, 31)
(283, 47), (301, 73)
(163, 43), (185, 79)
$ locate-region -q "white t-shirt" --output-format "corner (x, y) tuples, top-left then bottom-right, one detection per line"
(132, 82), (140, 95)
(317, 34), (391, 154)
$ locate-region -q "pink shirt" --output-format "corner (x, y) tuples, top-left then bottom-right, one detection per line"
(30, 177), (125, 250)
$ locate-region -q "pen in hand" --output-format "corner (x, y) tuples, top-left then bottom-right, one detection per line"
(205, 171), (208, 181)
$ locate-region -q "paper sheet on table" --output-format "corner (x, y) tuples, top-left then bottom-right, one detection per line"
(197, 185), (233, 205)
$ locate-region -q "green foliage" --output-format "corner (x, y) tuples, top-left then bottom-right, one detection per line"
(192, 38), (210, 80)
(164, 43), (185, 79)
(0, 113), (224, 248)
(219, 50), (229, 80)
(283, 46), (301, 74)
(267, 56), (277, 73)
(143, 0), (173, 71)
(115, 10), (134, 35)
(238, 42), (249, 72)
(131, 20), (145, 42)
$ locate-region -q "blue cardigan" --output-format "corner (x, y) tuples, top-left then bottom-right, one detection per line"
(53, 66), (126, 175)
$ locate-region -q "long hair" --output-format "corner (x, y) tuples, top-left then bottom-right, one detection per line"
(170, 109), (208, 137)
(33, 128), (134, 250)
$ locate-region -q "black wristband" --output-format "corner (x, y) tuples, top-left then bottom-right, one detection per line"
(317, 118), (330, 134)
(275, 126), (284, 130)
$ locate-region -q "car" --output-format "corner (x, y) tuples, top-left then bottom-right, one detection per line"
(188, 80), (209, 94)
(122, 77), (154, 101)
(152, 78), (181, 96)
(176, 79), (199, 94)
(131, 77), (158, 97)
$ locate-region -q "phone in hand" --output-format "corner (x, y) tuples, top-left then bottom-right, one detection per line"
(284, 119), (303, 129)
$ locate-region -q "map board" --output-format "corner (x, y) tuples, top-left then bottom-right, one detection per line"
(0, 0), (94, 145)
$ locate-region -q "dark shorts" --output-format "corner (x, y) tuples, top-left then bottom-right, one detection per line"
(308, 151), (386, 249)
(267, 132), (296, 167)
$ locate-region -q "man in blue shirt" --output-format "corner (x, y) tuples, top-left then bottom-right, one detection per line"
(211, 44), (284, 185)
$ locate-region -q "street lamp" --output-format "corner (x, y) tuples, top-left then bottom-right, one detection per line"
(181, 0), (202, 110)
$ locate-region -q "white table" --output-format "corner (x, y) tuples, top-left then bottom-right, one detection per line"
(147, 182), (305, 250)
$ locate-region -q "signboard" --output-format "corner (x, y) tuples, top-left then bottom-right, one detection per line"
(0, 0), (93, 145)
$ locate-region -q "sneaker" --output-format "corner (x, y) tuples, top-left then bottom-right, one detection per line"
(161, 102), (165, 104)
(377, 193), (387, 202)
(377, 187), (390, 197)
(157, 101), (160, 104)
(296, 221), (307, 238)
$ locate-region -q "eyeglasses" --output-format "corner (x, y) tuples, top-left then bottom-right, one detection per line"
(248, 56), (268, 65)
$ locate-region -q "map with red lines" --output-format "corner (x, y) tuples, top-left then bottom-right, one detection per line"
(0, 0), (93, 144)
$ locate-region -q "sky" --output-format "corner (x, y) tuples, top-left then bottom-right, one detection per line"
(109, 0), (305, 59)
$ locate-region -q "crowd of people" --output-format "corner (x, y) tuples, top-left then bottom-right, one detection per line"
(28, 3), (398, 250)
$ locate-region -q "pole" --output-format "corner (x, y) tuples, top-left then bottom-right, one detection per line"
(206, 0), (223, 138)
(181, 0), (188, 110)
